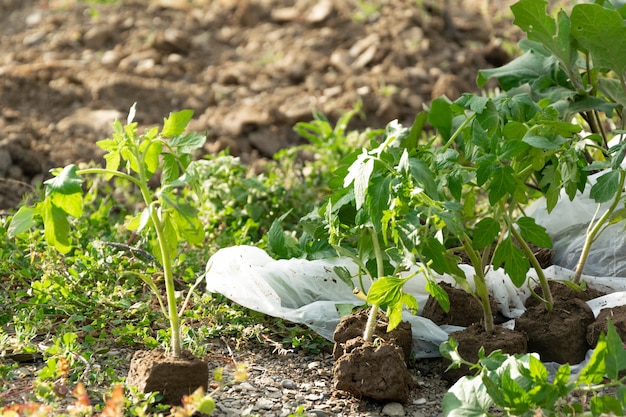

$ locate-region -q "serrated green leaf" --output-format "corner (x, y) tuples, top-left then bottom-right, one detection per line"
(161, 153), (179, 184)
(162, 109), (194, 137)
(387, 302), (403, 332)
(171, 207), (203, 246)
(488, 165), (515, 205)
(571, 4), (626, 76)
(44, 165), (83, 195)
(492, 237), (529, 287)
(477, 47), (558, 90)
(102, 150), (121, 179)
(170, 132), (206, 152)
(425, 280), (450, 313)
(473, 217), (500, 250)
(8, 205), (38, 237)
(511, 0), (571, 67)
(516, 216), (552, 248)
(589, 170), (620, 203)
(366, 276), (408, 307)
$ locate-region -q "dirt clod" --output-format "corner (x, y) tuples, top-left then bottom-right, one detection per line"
(126, 349), (209, 406)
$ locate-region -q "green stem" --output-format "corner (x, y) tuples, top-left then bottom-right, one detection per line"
(441, 112), (476, 152)
(363, 228), (385, 342)
(573, 170), (626, 284)
(508, 221), (553, 311)
(76, 168), (143, 188)
(460, 232), (494, 334)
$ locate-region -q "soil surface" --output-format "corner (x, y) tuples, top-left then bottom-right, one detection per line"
(0, 0), (520, 210)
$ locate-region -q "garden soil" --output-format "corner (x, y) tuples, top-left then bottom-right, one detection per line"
(0, 0), (521, 210)
(2, 0), (598, 416)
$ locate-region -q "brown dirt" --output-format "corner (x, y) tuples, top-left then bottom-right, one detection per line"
(332, 307), (413, 363)
(126, 349), (209, 406)
(442, 322), (528, 384)
(421, 281), (500, 327)
(333, 337), (413, 403)
(0, 0), (520, 210)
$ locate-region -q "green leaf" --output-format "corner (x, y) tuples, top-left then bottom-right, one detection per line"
(473, 217), (500, 250)
(591, 396), (624, 417)
(604, 320), (626, 380)
(170, 132), (206, 152)
(488, 165), (515, 205)
(442, 376), (493, 417)
(589, 170), (620, 203)
(492, 237), (529, 287)
(44, 165), (83, 195)
(161, 153), (179, 184)
(171, 207), (203, 246)
(477, 47), (558, 90)
(571, 4), (626, 76)
(140, 139), (162, 177)
(425, 280), (450, 313)
(162, 109), (194, 137)
(405, 112), (428, 149)
(368, 176), (391, 228)
(366, 276), (408, 308)
(42, 198), (72, 254)
(268, 217), (287, 259)
(409, 158), (437, 198)
(422, 236), (465, 279)
(50, 192), (83, 219)
(516, 216), (552, 248)
(428, 97), (452, 140)
(522, 135), (561, 150)
(8, 206), (38, 237)
(511, 0), (571, 67)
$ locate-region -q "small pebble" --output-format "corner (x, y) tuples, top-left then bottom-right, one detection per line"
(382, 402), (406, 417)
(281, 378), (297, 389)
(307, 361), (321, 370)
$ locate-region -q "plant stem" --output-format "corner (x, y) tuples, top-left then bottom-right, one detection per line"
(573, 170), (626, 284)
(508, 223), (554, 311)
(441, 112), (475, 152)
(460, 233), (494, 334)
(363, 227), (385, 342)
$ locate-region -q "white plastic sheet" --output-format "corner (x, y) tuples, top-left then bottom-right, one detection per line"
(205, 245), (626, 358)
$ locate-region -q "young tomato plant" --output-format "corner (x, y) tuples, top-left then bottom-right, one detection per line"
(441, 320), (626, 416)
(317, 118), (452, 340)
(480, 0), (626, 284)
(8, 104), (206, 358)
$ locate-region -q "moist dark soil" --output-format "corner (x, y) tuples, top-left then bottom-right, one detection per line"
(333, 337), (413, 403)
(441, 322), (528, 384)
(588, 305), (626, 347)
(516, 297), (595, 365)
(332, 309), (414, 402)
(125, 349), (209, 406)
(332, 307), (413, 363)
(421, 282), (500, 327)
